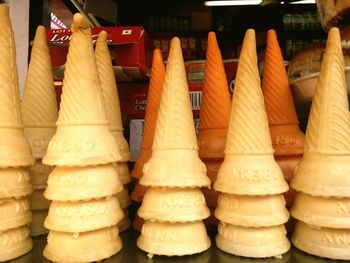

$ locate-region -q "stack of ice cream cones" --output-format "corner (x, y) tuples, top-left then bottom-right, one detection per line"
(136, 37), (211, 257)
(42, 14), (124, 262)
(0, 4), (35, 261)
(21, 25), (58, 237)
(130, 48), (165, 231)
(262, 29), (304, 232)
(95, 31), (132, 232)
(198, 31), (231, 228)
(291, 27), (350, 260)
(214, 29), (290, 258)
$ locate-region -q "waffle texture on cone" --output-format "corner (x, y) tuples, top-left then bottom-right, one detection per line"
(45, 196), (123, 232)
(0, 226), (33, 262)
(141, 37), (210, 188)
(0, 198), (31, 231)
(43, 14), (123, 166)
(115, 162), (131, 185)
(21, 26), (58, 159)
(0, 168), (33, 199)
(29, 189), (51, 211)
(291, 192), (350, 228)
(137, 221), (211, 256)
(138, 187), (210, 222)
(44, 226), (122, 262)
(132, 49), (165, 179)
(29, 161), (53, 190)
(291, 29), (350, 197)
(117, 209), (131, 232)
(30, 210), (48, 237)
(115, 185), (131, 209)
(44, 164), (123, 201)
(198, 32), (231, 160)
(292, 221), (350, 260)
(95, 31), (131, 161)
(216, 223), (290, 258)
(215, 193), (289, 227)
(131, 181), (148, 202)
(262, 29), (304, 156)
(215, 29), (287, 195)
(0, 5), (33, 167)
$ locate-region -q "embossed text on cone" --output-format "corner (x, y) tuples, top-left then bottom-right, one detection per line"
(43, 14), (123, 166)
(95, 31), (130, 162)
(291, 27), (350, 197)
(0, 5), (34, 167)
(214, 29), (288, 195)
(131, 48), (165, 180)
(140, 37), (210, 188)
(22, 26), (58, 159)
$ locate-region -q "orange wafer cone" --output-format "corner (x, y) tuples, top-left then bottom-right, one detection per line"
(0, 5), (33, 167)
(214, 29), (288, 195)
(43, 14), (123, 166)
(291, 27), (350, 197)
(21, 26), (58, 159)
(131, 49), (165, 179)
(198, 31), (231, 160)
(262, 29), (304, 156)
(95, 31), (130, 161)
(140, 37), (210, 188)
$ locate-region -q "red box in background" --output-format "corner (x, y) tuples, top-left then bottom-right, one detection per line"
(47, 26), (153, 81)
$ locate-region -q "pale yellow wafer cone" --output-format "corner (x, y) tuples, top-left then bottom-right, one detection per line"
(292, 222), (350, 260)
(29, 189), (51, 211)
(95, 31), (131, 161)
(43, 14), (123, 166)
(115, 185), (131, 209)
(30, 210), (48, 237)
(215, 193), (289, 227)
(216, 223), (290, 258)
(21, 26), (58, 159)
(115, 162), (131, 185)
(137, 221), (211, 256)
(292, 192), (350, 228)
(291, 28), (350, 197)
(0, 198), (31, 231)
(44, 164), (123, 201)
(138, 187), (210, 222)
(44, 226), (122, 262)
(214, 29), (288, 195)
(0, 5), (34, 167)
(0, 168), (33, 199)
(140, 37), (210, 188)
(45, 196), (123, 233)
(29, 161), (53, 190)
(0, 226), (33, 262)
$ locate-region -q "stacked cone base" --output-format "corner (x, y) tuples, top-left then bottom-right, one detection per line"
(29, 161), (53, 190)
(0, 198), (31, 231)
(131, 149), (152, 180)
(30, 210), (48, 236)
(0, 168), (32, 199)
(115, 162), (131, 185)
(137, 221), (211, 256)
(116, 186), (131, 209)
(292, 222), (350, 260)
(44, 226), (122, 262)
(216, 223), (290, 258)
(0, 226), (33, 262)
(23, 127), (56, 159)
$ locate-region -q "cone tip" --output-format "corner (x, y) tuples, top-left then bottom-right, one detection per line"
(267, 29), (277, 41)
(208, 31), (217, 42)
(97, 30), (107, 45)
(72, 13), (90, 32)
(327, 27), (341, 46)
(35, 25), (47, 40)
(171, 36), (181, 46)
(0, 4), (9, 15)
(153, 48), (163, 62)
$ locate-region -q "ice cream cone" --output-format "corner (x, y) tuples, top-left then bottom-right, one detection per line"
(43, 14), (123, 166)
(292, 221), (350, 260)
(44, 226), (122, 262)
(140, 37), (210, 188)
(117, 209), (131, 232)
(137, 221), (211, 256)
(291, 28), (350, 197)
(0, 226), (33, 262)
(131, 49), (165, 180)
(132, 214), (144, 232)
(0, 198), (31, 231)
(215, 194), (289, 227)
(214, 29), (288, 195)
(216, 223), (290, 258)
(262, 29), (304, 156)
(292, 192), (350, 228)
(45, 196), (123, 233)
(115, 185), (131, 209)
(202, 186), (218, 208)
(115, 162), (131, 185)
(198, 32), (231, 160)
(131, 181), (148, 202)
(44, 164), (123, 201)
(0, 168), (33, 199)
(21, 26), (58, 159)
(29, 161), (53, 190)
(95, 31), (131, 161)
(138, 187), (210, 222)
(29, 189), (51, 210)
(0, 5), (33, 168)
(30, 210), (48, 237)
